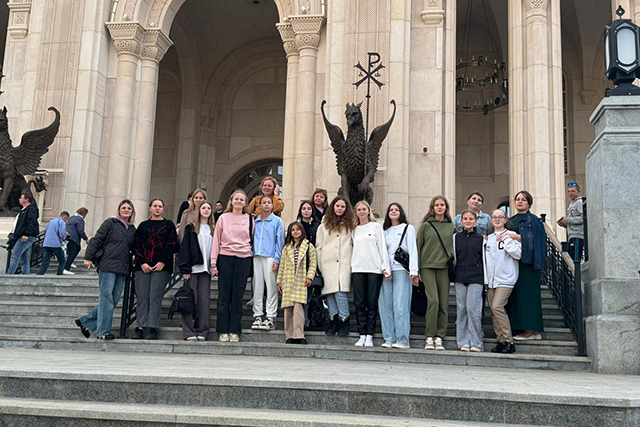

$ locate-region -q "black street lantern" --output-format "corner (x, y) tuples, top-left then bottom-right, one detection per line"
(604, 6), (640, 95)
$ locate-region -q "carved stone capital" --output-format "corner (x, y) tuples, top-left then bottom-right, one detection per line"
(140, 29), (173, 62)
(7, 0), (33, 40)
(276, 22), (298, 56)
(421, 0), (444, 25)
(524, 0), (549, 15)
(290, 15), (325, 50)
(107, 21), (146, 57)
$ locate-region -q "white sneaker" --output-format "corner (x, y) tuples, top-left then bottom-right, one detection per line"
(364, 335), (374, 347)
(435, 337), (445, 350)
(186, 336), (198, 341)
(70, 264), (77, 269)
(261, 318), (276, 331)
(392, 343), (410, 349)
(460, 344), (470, 352)
(425, 337), (435, 350)
(355, 335), (366, 347)
(197, 336), (206, 341)
(251, 317), (263, 330)
(229, 333), (240, 342)
(218, 333), (229, 342)
(381, 341), (393, 348)
(62, 270), (75, 275)
(470, 346), (482, 352)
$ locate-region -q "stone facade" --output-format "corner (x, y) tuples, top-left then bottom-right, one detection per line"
(0, 0), (615, 232)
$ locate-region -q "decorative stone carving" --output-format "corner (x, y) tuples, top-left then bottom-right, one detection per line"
(148, 0), (170, 28)
(141, 29), (173, 62)
(7, 0), (32, 39)
(277, 22), (298, 56)
(107, 22), (146, 56)
(524, 0), (548, 13)
(290, 15), (325, 50)
(421, 0), (444, 25)
(122, 0), (137, 21)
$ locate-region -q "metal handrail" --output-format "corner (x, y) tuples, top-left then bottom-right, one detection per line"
(118, 254), (183, 338)
(3, 231), (45, 274)
(541, 221), (586, 357)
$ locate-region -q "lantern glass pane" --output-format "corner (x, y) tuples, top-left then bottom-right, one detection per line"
(605, 32), (610, 71)
(617, 27), (637, 65)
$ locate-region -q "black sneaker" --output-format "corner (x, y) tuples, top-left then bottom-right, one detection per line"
(74, 318), (90, 339)
(285, 338), (294, 344)
(491, 342), (506, 353)
(130, 327), (144, 340)
(103, 333), (116, 340)
(338, 316), (351, 337)
(501, 342), (516, 354)
(325, 317), (338, 336)
(147, 328), (158, 340)
(298, 338), (308, 345)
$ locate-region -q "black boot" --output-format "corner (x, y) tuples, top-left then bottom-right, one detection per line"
(325, 316), (339, 336)
(338, 316), (351, 337)
(147, 328), (158, 340)
(501, 342), (516, 354)
(130, 327), (144, 340)
(491, 342), (505, 353)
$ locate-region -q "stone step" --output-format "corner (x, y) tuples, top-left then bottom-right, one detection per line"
(0, 337), (590, 372)
(0, 350), (626, 426)
(0, 323), (580, 356)
(0, 312), (576, 341)
(0, 397), (546, 427)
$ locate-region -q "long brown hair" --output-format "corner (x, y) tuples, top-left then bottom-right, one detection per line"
(285, 222), (307, 247)
(382, 203), (408, 230)
(193, 201), (214, 235)
(421, 195), (452, 223)
(224, 190), (248, 213)
(185, 188), (208, 213)
(323, 196), (356, 233)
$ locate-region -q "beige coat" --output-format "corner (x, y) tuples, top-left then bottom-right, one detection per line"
(316, 223), (353, 295)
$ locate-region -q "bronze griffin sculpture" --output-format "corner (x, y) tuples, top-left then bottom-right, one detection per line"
(321, 99), (396, 205)
(0, 107), (61, 211)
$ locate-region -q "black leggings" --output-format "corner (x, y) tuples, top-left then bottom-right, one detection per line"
(352, 272), (383, 335)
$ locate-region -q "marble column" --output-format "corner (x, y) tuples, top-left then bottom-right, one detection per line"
(105, 22), (144, 218)
(585, 96), (640, 375)
(408, 0), (455, 225)
(277, 22), (300, 223)
(290, 15), (325, 211)
(130, 29), (173, 213)
(508, 0), (564, 225)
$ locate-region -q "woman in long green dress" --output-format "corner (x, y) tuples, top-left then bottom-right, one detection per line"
(507, 191), (546, 340)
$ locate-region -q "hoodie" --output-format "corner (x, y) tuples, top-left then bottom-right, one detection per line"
(484, 230), (522, 288)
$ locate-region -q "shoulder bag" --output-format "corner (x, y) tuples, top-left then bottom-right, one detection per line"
(428, 222), (456, 281)
(394, 224), (410, 272)
(305, 247), (324, 288)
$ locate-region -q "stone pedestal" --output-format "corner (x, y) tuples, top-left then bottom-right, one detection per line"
(585, 96), (640, 375)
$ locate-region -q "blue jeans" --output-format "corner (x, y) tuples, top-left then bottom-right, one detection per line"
(378, 269), (412, 345)
(37, 247), (66, 275)
(325, 291), (349, 321)
(7, 236), (36, 274)
(78, 272), (126, 337)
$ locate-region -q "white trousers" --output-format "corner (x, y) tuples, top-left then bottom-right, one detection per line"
(252, 256), (278, 319)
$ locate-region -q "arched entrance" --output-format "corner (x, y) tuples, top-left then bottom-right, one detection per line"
(222, 160), (283, 203)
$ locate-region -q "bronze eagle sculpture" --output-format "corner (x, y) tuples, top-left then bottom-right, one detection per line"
(0, 107), (61, 211)
(321, 99), (396, 206)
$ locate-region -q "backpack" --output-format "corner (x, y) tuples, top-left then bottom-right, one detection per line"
(168, 284), (198, 321)
(306, 294), (329, 331)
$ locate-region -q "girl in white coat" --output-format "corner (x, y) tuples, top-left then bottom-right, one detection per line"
(316, 196), (357, 336)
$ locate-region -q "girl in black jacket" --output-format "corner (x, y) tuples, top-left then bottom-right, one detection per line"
(75, 199), (137, 340)
(177, 201), (215, 341)
(453, 209), (485, 352)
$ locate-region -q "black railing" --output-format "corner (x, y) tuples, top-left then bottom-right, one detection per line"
(3, 231), (45, 274)
(582, 199), (589, 262)
(118, 255), (183, 338)
(541, 220), (586, 357)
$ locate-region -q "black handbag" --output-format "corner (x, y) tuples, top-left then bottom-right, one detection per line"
(428, 222), (456, 281)
(305, 246), (323, 288)
(168, 283), (198, 321)
(394, 225), (410, 272)
(6, 233), (16, 251)
(411, 280), (427, 316)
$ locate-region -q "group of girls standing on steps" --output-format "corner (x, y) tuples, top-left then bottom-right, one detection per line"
(74, 180), (546, 354)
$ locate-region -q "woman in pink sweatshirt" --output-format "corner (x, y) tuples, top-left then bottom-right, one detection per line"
(210, 190), (254, 343)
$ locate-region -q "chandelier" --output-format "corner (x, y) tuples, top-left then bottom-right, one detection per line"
(456, 0), (508, 116)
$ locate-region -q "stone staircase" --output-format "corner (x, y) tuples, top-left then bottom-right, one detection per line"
(2, 271), (639, 427)
(0, 271), (590, 372)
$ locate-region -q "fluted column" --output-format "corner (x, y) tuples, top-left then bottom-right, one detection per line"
(290, 15), (325, 210)
(130, 29), (173, 212)
(104, 22), (144, 218)
(277, 22), (300, 223)
(508, 0), (564, 225)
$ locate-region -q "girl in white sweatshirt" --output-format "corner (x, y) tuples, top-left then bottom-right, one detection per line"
(351, 201), (391, 347)
(484, 209), (522, 354)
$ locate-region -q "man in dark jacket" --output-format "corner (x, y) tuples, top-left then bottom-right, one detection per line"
(7, 192), (39, 274)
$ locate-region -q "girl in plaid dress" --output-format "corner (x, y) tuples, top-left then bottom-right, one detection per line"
(277, 222), (317, 344)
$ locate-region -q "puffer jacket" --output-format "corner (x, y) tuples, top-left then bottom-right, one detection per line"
(85, 218), (136, 275)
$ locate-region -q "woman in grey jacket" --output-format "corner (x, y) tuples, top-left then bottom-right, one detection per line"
(75, 200), (137, 340)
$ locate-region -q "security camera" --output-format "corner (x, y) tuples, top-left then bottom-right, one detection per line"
(423, 147), (428, 155)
